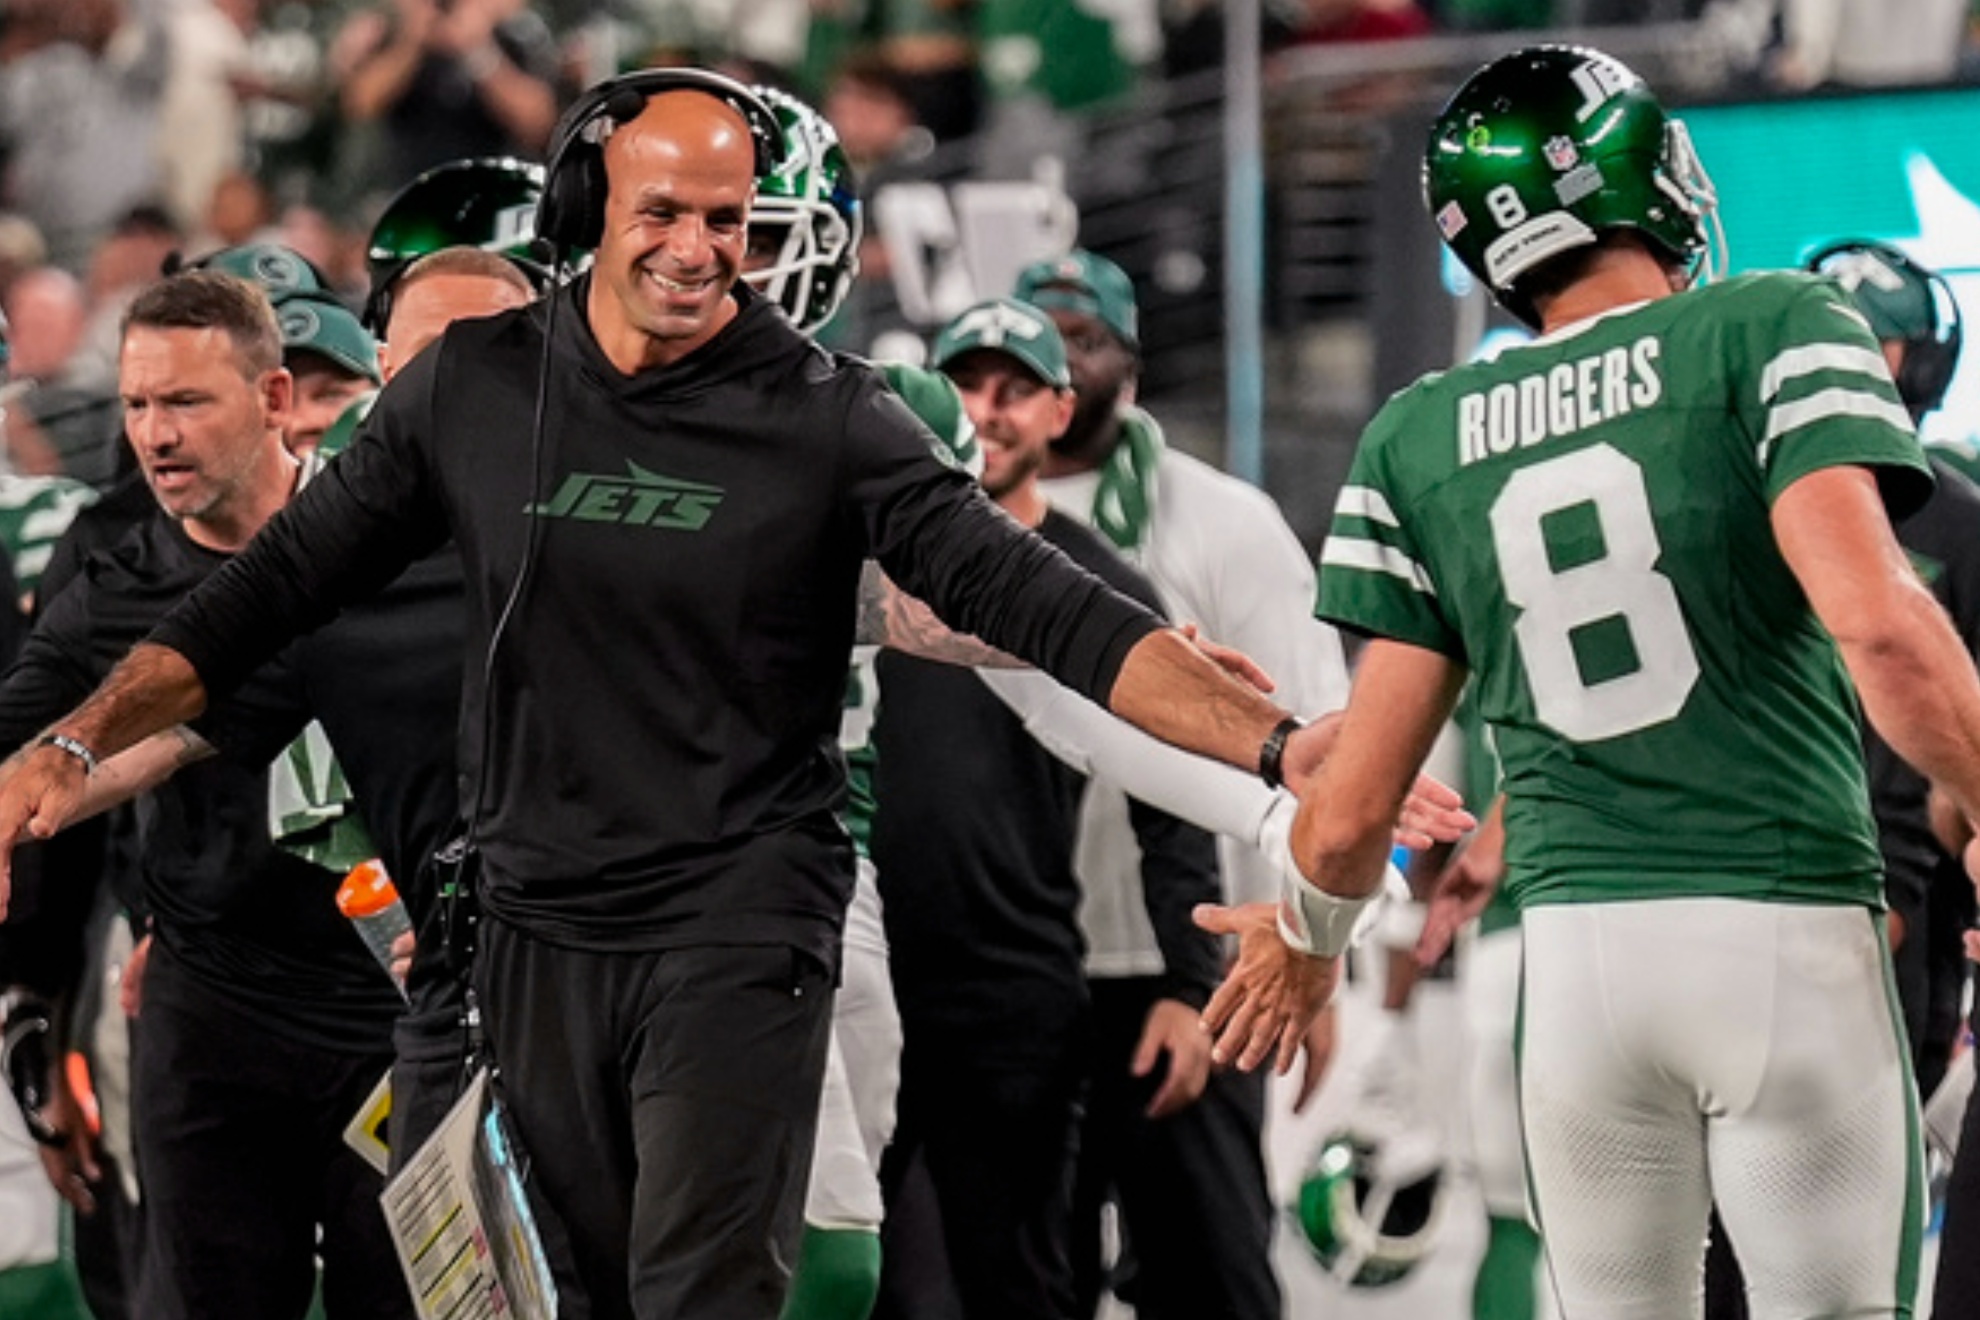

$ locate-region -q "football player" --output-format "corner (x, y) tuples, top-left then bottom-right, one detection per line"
(1201, 43), (1980, 1318)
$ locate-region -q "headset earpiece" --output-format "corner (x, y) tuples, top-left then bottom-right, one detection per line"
(536, 67), (784, 254)
(1806, 238), (1964, 420)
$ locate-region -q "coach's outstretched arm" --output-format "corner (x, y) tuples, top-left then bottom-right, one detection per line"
(0, 642), (208, 914)
(1103, 627), (1304, 780)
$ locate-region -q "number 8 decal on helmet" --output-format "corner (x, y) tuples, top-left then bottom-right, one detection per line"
(1423, 45), (1723, 328)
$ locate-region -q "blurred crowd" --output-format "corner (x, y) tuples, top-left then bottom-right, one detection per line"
(0, 0), (1971, 496)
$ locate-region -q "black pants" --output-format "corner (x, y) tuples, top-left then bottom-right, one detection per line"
(385, 990), (469, 1173)
(875, 1019), (1087, 1320)
(129, 942), (409, 1320)
(1889, 855), (1976, 1098)
(70, 1152), (141, 1320)
(1071, 978), (1281, 1320)
(1932, 1008), (1980, 1320)
(476, 921), (835, 1320)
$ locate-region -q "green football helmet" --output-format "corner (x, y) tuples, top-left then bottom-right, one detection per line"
(1806, 239), (1962, 421)
(1424, 45), (1718, 326)
(364, 157), (548, 331)
(742, 86), (862, 334)
(1295, 1129), (1448, 1288)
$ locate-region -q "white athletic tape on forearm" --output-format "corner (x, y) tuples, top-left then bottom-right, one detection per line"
(1273, 848), (1400, 958)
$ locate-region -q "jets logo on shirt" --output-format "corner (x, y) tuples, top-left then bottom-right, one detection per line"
(526, 462), (725, 530)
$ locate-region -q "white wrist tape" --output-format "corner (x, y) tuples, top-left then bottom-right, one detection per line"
(1276, 873), (1378, 958)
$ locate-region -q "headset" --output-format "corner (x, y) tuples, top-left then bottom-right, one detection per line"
(535, 66), (786, 253)
(1805, 238), (1964, 420)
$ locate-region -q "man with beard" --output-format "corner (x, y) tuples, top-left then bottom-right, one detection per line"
(0, 72), (1305, 1320)
(0, 270), (411, 1318)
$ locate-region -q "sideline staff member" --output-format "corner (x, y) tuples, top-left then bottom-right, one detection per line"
(0, 70), (1306, 1320)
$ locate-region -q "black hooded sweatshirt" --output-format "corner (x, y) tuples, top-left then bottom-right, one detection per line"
(153, 278), (1162, 966)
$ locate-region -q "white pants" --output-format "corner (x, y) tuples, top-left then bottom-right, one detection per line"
(805, 858), (902, 1229)
(1463, 924), (1528, 1221)
(1520, 899), (1922, 1320)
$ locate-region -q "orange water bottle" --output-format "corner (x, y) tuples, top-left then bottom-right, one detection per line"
(335, 859), (411, 997)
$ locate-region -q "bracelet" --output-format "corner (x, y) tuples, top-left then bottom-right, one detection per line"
(1257, 715), (1302, 790)
(35, 732), (99, 776)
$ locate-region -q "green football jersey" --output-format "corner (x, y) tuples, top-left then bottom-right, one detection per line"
(840, 646), (881, 859)
(0, 475), (97, 599)
(1321, 271), (1929, 913)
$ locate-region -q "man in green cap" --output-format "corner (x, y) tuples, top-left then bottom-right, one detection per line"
(272, 291), (380, 461)
(871, 295), (1225, 1320)
(182, 243), (383, 462)
(1013, 246), (1343, 1320)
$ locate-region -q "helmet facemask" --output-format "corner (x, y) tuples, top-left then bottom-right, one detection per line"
(741, 86), (863, 335)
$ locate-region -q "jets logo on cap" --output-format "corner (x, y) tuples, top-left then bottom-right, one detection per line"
(279, 303), (322, 343)
(949, 301), (1049, 349)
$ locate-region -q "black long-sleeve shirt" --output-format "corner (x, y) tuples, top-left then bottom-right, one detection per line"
(0, 515), (402, 1051)
(152, 279), (1163, 962)
(193, 547), (468, 1035)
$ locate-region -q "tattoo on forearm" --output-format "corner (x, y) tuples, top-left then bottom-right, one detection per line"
(167, 724), (213, 767)
(855, 562), (891, 648)
(857, 564), (1020, 668)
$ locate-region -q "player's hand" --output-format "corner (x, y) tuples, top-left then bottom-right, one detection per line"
(1134, 997), (1212, 1119)
(1193, 901), (1341, 1075)
(8, 1029), (105, 1215)
(1290, 1000), (1340, 1114)
(1395, 773), (1474, 851)
(0, 743), (92, 920)
(36, 1075), (103, 1214)
(1417, 841), (1501, 967)
(1177, 623), (1275, 695)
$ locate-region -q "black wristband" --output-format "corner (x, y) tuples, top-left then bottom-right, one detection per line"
(1257, 715), (1302, 790)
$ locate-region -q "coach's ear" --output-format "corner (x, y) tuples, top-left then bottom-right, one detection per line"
(261, 366), (294, 435)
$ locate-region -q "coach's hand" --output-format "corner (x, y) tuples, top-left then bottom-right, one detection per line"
(0, 741), (91, 919)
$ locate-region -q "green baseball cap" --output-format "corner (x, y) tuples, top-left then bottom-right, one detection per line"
(274, 291), (381, 384)
(191, 243), (328, 299)
(880, 362), (981, 477)
(930, 298), (1071, 389)
(1012, 248), (1139, 349)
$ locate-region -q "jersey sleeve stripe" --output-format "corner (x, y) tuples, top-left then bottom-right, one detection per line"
(1758, 342), (1891, 402)
(1759, 388), (1916, 467)
(1319, 536), (1438, 596)
(1334, 484), (1400, 527)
